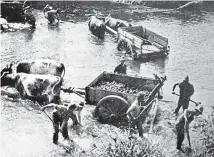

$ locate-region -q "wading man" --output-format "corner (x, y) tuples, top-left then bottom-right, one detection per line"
(114, 56), (127, 74)
(46, 8), (60, 24)
(41, 102), (84, 144)
(175, 105), (203, 153)
(172, 76), (194, 115)
(126, 92), (146, 138)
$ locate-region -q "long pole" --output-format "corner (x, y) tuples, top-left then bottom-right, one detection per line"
(172, 93), (200, 106)
(35, 102), (53, 122)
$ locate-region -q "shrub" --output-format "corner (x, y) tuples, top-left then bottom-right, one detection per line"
(103, 139), (164, 157)
(195, 110), (214, 157)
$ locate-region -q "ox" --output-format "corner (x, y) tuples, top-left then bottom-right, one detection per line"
(88, 16), (106, 39)
(105, 16), (131, 31)
(1, 59), (65, 105)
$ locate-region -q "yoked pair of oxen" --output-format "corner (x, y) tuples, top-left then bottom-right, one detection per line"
(88, 14), (132, 39)
(1, 59), (65, 105)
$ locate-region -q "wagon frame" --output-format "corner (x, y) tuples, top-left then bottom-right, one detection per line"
(117, 26), (170, 61)
(83, 71), (166, 125)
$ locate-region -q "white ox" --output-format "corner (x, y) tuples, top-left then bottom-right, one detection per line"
(1, 59), (65, 105)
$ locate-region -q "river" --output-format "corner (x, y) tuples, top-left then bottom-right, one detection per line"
(1, 2), (214, 157)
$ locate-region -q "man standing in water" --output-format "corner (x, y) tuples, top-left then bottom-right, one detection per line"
(41, 102), (84, 144)
(175, 105), (203, 153)
(114, 56), (127, 74)
(126, 92), (146, 138)
(46, 8), (61, 25)
(172, 76), (194, 115)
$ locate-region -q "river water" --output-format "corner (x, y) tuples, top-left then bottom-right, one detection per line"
(1, 2), (214, 157)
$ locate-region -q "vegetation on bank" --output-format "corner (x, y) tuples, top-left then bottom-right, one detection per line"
(194, 110), (214, 157)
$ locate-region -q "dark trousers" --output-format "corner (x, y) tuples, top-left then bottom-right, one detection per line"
(176, 124), (185, 149)
(174, 97), (189, 114)
(52, 112), (69, 144)
(129, 117), (143, 137)
(48, 15), (55, 24)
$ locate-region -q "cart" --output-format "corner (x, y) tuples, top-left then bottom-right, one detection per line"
(117, 26), (170, 61)
(62, 71), (166, 125)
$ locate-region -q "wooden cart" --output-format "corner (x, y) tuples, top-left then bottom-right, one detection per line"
(117, 26), (170, 61)
(83, 71), (166, 125)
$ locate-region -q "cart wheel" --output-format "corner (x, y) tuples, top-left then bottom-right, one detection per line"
(117, 39), (126, 51)
(95, 95), (129, 125)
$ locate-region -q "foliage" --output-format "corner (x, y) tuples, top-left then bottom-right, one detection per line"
(103, 139), (164, 157)
(195, 111), (214, 157)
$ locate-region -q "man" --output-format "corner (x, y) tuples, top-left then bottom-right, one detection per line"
(114, 56), (127, 74)
(126, 92), (146, 138)
(41, 102), (84, 144)
(23, 5), (36, 28)
(43, 4), (53, 17)
(1, 64), (13, 77)
(172, 76), (194, 115)
(175, 105), (203, 153)
(46, 8), (60, 24)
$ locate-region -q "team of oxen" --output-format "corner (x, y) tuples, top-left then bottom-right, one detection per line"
(88, 14), (132, 39)
(1, 59), (66, 105)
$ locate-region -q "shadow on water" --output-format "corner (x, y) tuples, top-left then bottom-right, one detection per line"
(88, 35), (105, 45)
(128, 57), (168, 77)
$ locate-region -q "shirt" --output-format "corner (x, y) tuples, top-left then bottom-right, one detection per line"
(179, 81), (194, 97)
(114, 63), (127, 74)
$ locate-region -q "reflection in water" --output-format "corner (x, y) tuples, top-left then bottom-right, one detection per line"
(128, 57), (168, 77)
(23, 29), (35, 41)
(47, 24), (61, 32)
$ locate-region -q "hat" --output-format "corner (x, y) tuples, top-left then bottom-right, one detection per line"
(120, 56), (126, 61)
(195, 106), (203, 114)
(184, 76), (189, 82)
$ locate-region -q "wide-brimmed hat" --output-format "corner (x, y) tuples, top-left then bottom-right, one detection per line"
(195, 106), (203, 114)
(120, 56), (126, 61)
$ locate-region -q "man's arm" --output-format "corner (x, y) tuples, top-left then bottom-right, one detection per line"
(172, 83), (179, 93)
(114, 65), (119, 73)
(41, 103), (56, 111)
(43, 8), (46, 15)
(56, 13), (59, 22)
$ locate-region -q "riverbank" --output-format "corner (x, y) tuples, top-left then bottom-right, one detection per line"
(1, 88), (212, 157)
(1, 2), (214, 157)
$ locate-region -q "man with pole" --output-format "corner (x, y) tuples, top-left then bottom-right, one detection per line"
(175, 105), (203, 153)
(172, 76), (194, 115)
(40, 102), (84, 144)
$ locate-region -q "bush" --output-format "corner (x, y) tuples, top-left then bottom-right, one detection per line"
(195, 111), (214, 157)
(103, 139), (164, 157)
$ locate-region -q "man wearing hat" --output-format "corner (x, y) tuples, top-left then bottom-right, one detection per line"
(114, 56), (127, 74)
(172, 76), (195, 115)
(175, 105), (203, 153)
(41, 102), (84, 144)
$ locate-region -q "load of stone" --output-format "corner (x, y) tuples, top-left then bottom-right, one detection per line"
(94, 80), (150, 95)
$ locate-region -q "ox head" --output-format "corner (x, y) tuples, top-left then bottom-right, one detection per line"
(1, 63), (16, 87)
